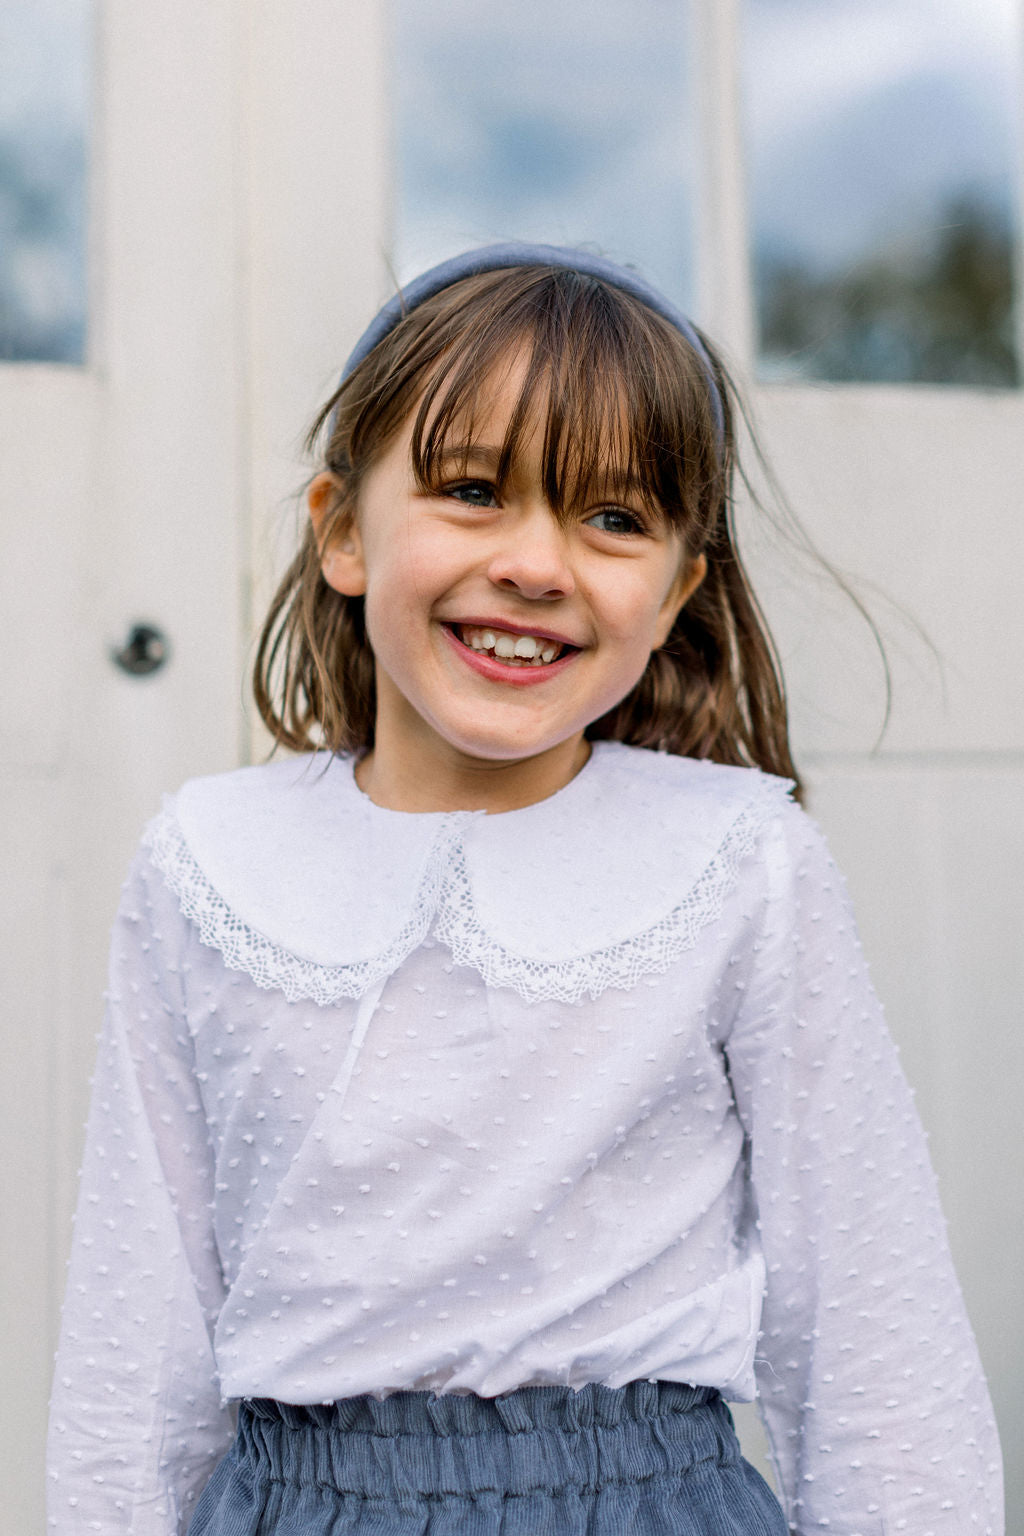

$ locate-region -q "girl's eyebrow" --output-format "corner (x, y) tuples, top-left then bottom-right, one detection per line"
(435, 442), (502, 469)
(595, 469), (646, 499)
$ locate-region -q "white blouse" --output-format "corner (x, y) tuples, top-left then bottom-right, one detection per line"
(46, 742), (1002, 1535)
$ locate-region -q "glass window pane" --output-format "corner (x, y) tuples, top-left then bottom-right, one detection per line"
(744, 0), (1021, 385)
(392, 0), (696, 311)
(0, 0), (92, 364)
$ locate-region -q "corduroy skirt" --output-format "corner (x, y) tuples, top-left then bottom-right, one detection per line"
(186, 1381), (787, 1535)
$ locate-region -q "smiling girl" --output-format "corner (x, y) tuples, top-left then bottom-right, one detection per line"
(48, 245), (1002, 1535)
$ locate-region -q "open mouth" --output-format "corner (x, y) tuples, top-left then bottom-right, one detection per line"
(448, 623), (577, 668)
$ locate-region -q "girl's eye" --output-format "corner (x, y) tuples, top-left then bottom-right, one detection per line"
(586, 506), (645, 536)
(445, 480), (498, 508)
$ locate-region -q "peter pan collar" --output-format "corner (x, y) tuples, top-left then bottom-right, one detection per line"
(143, 742), (793, 1006)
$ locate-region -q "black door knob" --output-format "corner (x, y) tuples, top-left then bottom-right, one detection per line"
(112, 622), (170, 676)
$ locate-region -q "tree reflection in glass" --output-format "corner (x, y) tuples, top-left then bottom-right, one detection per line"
(744, 0), (1020, 385)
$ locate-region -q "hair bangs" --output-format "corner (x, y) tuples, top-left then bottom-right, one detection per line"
(404, 270), (718, 536)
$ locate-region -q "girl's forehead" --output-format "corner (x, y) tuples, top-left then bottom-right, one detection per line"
(425, 343), (542, 430)
(422, 343), (631, 462)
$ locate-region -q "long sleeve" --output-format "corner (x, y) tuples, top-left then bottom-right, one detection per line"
(724, 805), (1003, 1534)
(47, 848), (235, 1535)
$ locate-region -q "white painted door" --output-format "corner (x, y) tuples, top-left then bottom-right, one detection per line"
(0, 11), (245, 1531)
(0, 5), (388, 1530)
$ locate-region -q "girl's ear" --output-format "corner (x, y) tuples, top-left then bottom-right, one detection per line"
(655, 552), (707, 647)
(308, 471), (366, 597)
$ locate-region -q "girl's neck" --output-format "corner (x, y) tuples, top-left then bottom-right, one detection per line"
(354, 730), (592, 814)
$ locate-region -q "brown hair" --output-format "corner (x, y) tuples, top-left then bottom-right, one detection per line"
(254, 265), (800, 789)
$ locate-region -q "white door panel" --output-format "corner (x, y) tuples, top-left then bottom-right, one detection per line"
(0, 371), (99, 772)
(747, 386), (1024, 756)
(806, 764), (1024, 1507)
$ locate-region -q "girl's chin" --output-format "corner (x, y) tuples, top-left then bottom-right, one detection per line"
(431, 731), (578, 767)
(413, 709), (591, 769)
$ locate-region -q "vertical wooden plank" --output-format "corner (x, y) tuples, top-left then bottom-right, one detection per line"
(241, 0), (392, 757)
(691, 3), (773, 1489)
(0, 361), (97, 1533)
(691, 0), (755, 365)
(0, 790), (63, 1534)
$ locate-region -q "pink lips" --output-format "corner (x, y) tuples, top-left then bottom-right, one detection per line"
(441, 623), (581, 687)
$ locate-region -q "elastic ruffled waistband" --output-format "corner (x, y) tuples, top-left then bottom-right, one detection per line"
(235, 1383), (736, 1500)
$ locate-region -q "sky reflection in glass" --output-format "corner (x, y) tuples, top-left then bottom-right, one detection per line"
(393, 0), (696, 312)
(744, 0), (1020, 386)
(0, 0), (91, 364)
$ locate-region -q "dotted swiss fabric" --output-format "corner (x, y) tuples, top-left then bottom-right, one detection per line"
(46, 747), (1003, 1535)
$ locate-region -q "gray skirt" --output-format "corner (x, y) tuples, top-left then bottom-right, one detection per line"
(186, 1381), (787, 1535)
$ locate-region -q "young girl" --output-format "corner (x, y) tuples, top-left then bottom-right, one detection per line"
(48, 244), (1002, 1535)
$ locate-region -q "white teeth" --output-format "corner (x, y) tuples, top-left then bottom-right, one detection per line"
(457, 624), (567, 666)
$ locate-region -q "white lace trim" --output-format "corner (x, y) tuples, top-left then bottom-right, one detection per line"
(434, 787), (781, 1004)
(143, 778), (786, 1006)
(142, 808), (462, 1007)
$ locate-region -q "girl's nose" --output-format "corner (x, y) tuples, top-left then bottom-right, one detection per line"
(486, 507), (576, 601)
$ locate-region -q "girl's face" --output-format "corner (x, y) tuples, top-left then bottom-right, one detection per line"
(310, 352), (706, 809)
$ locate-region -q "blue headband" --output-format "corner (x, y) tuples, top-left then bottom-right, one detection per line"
(340, 242), (725, 449)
